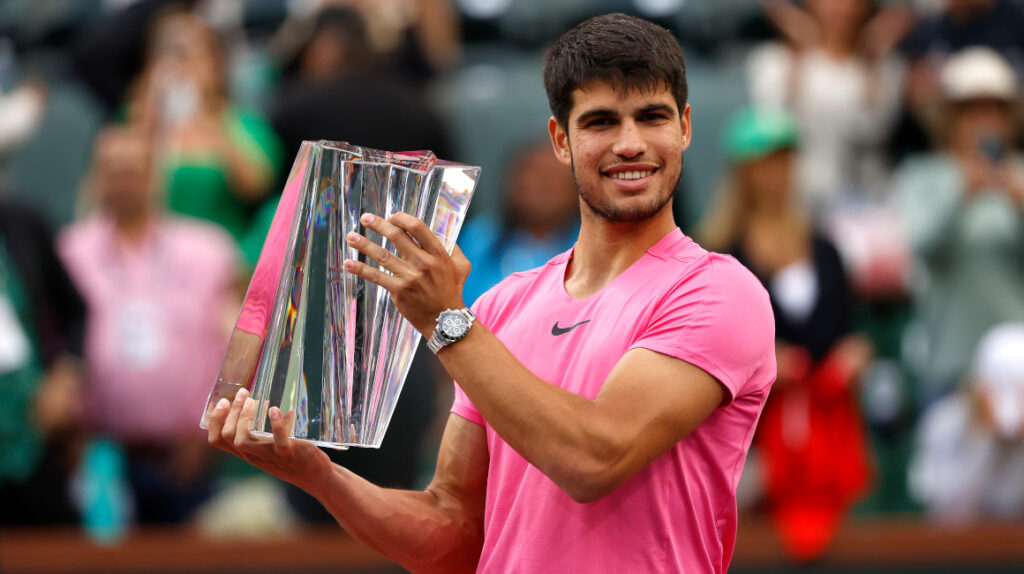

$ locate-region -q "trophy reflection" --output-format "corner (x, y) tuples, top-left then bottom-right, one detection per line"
(199, 141), (480, 448)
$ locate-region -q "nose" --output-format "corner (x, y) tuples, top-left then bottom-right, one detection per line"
(611, 120), (647, 158)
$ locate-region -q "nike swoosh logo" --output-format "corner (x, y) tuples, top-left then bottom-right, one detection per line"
(552, 320), (591, 336)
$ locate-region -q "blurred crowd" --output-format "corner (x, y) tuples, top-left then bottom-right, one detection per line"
(1, 0), (1023, 565)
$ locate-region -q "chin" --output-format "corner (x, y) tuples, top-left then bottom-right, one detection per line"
(582, 190), (674, 223)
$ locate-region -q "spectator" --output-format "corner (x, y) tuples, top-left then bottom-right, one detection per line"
(58, 126), (239, 524)
(0, 40), (84, 526)
(73, 0), (197, 115)
(270, 0), (461, 90)
(908, 322), (1024, 521)
(748, 0), (910, 215)
(125, 7), (282, 244)
(897, 0), (1024, 158)
(700, 106), (874, 563)
(0, 198), (85, 526)
(269, 6), (452, 166)
(460, 140), (579, 304)
(359, 0), (462, 81)
(893, 47), (1024, 404)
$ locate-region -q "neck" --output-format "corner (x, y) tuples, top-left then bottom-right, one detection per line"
(743, 210), (809, 275)
(565, 205), (677, 300)
(820, 33), (855, 60)
(112, 210), (152, 245)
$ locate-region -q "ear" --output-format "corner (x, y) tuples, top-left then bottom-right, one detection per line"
(680, 103), (692, 152)
(548, 116), (573, 167)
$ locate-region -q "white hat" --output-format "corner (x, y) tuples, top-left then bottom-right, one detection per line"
(941, 47), (1018, 102)
(972, 322), (1024, 438)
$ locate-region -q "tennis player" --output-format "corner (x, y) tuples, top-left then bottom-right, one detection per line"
(209, 13), (775, 573)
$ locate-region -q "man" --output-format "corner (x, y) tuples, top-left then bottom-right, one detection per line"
(209, 13), (775, 573)
(895, 0), (1024, 160)
(61, 126), (239, 523)
(893, 47), (1024, 404)
(908, 322), (1024, 522)
(0, 198), (85, 526)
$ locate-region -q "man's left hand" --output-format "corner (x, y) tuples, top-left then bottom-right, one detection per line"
(344, 212), (470, 337)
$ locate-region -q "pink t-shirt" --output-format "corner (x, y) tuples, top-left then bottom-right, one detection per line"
(452, 229), (776, 574)
(59, 214), (237, 440)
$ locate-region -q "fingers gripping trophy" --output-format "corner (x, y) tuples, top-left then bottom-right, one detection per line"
(200, 142), (480, 451)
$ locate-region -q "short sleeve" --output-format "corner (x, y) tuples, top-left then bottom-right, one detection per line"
(630, 255), (776, 401)
(451, 380), (485, 426)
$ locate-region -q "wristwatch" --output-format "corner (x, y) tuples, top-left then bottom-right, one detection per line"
(427, 308), (476, 354)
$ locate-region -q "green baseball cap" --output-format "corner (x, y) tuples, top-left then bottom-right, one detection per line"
(721, 106), (799, 162)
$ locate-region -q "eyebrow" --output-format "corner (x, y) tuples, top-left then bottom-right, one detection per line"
(575, 104), (677, 126)
(639, 104), (676, 117)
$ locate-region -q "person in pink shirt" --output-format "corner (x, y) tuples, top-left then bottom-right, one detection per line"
(208, 13), (775, 573)
(60, 126), (238, 523)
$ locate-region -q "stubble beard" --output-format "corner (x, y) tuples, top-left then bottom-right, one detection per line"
(570, 152), (683, 223)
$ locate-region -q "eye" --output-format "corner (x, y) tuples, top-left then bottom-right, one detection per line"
(640, 112), (669, 123)
(584, 116), (616, 129)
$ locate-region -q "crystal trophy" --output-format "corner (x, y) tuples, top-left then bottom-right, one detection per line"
(199, 141), (480, 448)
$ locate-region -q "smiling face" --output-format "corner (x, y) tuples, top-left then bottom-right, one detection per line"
(548, 81), (690, 224)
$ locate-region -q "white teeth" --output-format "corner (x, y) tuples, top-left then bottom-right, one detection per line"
(610, 170), (653, 180)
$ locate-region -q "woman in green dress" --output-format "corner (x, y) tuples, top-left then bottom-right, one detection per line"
(125, 8), (281, 244)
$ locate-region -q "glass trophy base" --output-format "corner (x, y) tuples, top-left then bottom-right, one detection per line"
(248, 430), (353, 450)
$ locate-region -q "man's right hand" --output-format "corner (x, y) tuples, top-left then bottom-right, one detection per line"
(207, 388), (334, 495)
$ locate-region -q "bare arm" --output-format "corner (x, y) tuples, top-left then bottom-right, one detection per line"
(345, 213), (727, 503)
(195, 112), (275, 203)
(441, 334), (725, 502)
(207, 393), (488, 573)
(216, 129), (275, 202)
(412, 0), (461, 72)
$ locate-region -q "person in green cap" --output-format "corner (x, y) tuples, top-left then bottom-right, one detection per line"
(699, 105), (875, 563)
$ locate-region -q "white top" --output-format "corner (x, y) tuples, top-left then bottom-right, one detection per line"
(908, 393), (1024, 521)
(747, 43), (904, 214)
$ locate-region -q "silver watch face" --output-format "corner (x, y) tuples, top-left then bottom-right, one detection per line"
(439, 311), (470, 339)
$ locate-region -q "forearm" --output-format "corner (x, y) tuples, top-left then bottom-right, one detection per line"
(208, 389), (485, 574)
(214, 114), (273, 202)
(309, 465), (482, 573)
(223, 144), (273, 202)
